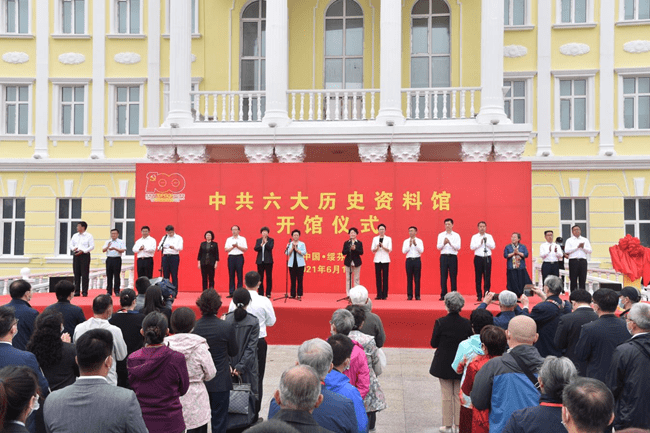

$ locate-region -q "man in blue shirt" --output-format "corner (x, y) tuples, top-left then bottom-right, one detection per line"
(269, 338), (358, 433)
(3, 279), (39, 350)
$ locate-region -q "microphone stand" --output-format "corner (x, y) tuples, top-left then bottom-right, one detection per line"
(158, 235), (168, 278)
(482, 236), (489, 299)
(337, 240), (353, 302)
(274, 240), (301, 303)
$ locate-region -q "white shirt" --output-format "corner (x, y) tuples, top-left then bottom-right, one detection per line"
(225, 236), (247, 256)
(402, 237), (424, 258)
(539, 242), (564, 263)
(73, 317), (128, 386)
(70, 231), (94, 254)
(158, 234), (183, 255)
(132, 236), (157, 258)
(371, 235), (392, 263)
(565, 235), (592, 260)
(437, 231), (461, 255)
(470, 233), (495, 257)
(228, 290), (277, 338)
(103, 238), (125, 258)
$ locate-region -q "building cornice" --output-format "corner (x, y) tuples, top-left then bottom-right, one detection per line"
(525, 156), (650, 170)
(0, 159), (145, 172)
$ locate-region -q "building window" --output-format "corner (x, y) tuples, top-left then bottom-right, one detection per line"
(4, 85), (29, 135)
(624, 0), (650, 20)
(504, 80), (527, 124)
(165, 0), (198, 34)
(324, 0), (363, 90)
(560, 198), (588, 241)
(61, 0), (84, 34)
(2, 0), (29, 33)
(57, 198), (82, 255)
(411, 0), (451, 119)
(240, 0), (266, 121)
(560, 0), (588, 23)
(559, 79), (587, 131)
(625, 198), (650, 248)
(60, 86), (85, 135)
(115, 86), (140, 135)
(113, 198), (135, 256)
(622, 77), (650, 130)
(505, 0), (526, 25)
(116, 0), (140, 34)
(1, 198), (25, 256)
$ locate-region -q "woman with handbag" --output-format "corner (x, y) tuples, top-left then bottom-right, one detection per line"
(224, 288), (260, 426)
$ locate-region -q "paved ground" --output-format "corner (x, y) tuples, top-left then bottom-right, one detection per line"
(259, 345), (444, 433)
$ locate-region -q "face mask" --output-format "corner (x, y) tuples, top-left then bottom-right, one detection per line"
(619, 299), (626, 309)
(28, 395), (39, 417)
(627, 322), (633, 335)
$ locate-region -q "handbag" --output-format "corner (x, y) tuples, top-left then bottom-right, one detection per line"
(228, 376), (252, 415)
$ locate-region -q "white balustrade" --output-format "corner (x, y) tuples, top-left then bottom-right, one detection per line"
(402, 87), (481, 120)
(188, 91), (266, 123)
(288, 90), (380, 121)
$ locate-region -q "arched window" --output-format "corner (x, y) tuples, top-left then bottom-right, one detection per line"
(411, 0), (450, 117)
(324, 0), (363, 89)
(240, 0), (266, 120)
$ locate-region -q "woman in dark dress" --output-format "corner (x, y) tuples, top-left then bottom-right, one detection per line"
(109, 289), (146, 388)
(26, 310), (78, 391)
(0, 366), (40, 433)
(504, 232), (532, 297)
(197, 230), (219, 291)
(430, 292), (473, 433)
(140, 285), (172, 322)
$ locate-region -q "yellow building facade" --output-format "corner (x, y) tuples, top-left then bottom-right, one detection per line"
(0, 0), (649, 279)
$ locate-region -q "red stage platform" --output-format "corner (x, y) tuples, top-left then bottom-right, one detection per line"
(0, 290), (545, 348)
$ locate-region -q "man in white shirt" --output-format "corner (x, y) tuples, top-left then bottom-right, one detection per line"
(402, 226), (424, 300)
(70, 221), (94, 297)
(470, 221), (495, 302)
(225, 225), (248, 297)
(564, 225), (592, 291)
(371, 223), (392, 300)
(103, 228), (126, 296)
(437, 218), (461, 301)
(132, 225), (156, 279)
(73, 294), (128, 386)
(228, 271), (276, 419)
(158, 224), (183, 293)
(540, 229), (564, 285)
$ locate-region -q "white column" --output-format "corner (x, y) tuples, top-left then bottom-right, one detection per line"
(536, 0), (552, 156)
(147, 0), (161, 127)
(599, 0), (616, 156)
(262, 0), (290, 126)
(476, 0), (509, 124)
(376, 0), (404, 125)
(165, 0), (193, 127)
(90, 0), (106, 159)
(33, 0), (48, 158)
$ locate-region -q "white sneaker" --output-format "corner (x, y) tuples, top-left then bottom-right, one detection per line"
(439, 427), (453, 433)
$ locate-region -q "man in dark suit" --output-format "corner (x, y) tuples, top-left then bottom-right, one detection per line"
(254, 226), (275, 297)
(2, 280), (39, 350)
(554, 289), (598, 374)
(529, 275), (571, 357)
(43, 280), (86, 338)
(272, 365), (332, 433)
(574, 288), (631, 383)
(43, 328), (148, 433)
(193, 289), (239, 433)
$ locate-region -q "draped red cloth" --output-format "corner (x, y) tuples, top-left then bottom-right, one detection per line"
(609, 234), (650, 282)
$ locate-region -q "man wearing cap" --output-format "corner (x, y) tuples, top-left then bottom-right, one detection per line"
(618, 286), (640, 319)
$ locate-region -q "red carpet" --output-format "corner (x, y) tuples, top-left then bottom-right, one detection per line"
(0, 291), (544, 348)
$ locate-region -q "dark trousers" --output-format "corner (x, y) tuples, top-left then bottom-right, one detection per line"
(569, 258), (588, 290)
(290, 265), (304, 297)
(474, 255), (491, 298)
(374, 262), (389, 298)
(405, 258), (421, 298)
(257, 337), (268, 417)
(162, 254), (180, 291)
(106, 257), (122, 295)
(137, 257), (154, 279)
(208, 390), (230, 433)
(541, 261), (560, 285)
(257, 263), (273, 296)
(367, 411), (377, 431)
(440, 254), (458, 296)
(186, 425), (208, 433)
(228, 255), (244, 295)
(201, 263), (215, 290)
(73, 253), (91, 295)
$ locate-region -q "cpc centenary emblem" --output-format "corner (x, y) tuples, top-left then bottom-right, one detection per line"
(145, 172), (187, 203)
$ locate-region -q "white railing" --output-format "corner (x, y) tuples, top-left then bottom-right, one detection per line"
(189, 91), (266, 123)
(532, 262), (625, 294)
(287, 89), (379, 121)
(402, 87), (481, 120)
(0, 266), (135, 296)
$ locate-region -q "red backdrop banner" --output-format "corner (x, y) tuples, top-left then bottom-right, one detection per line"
(135, 162), (532, 295)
